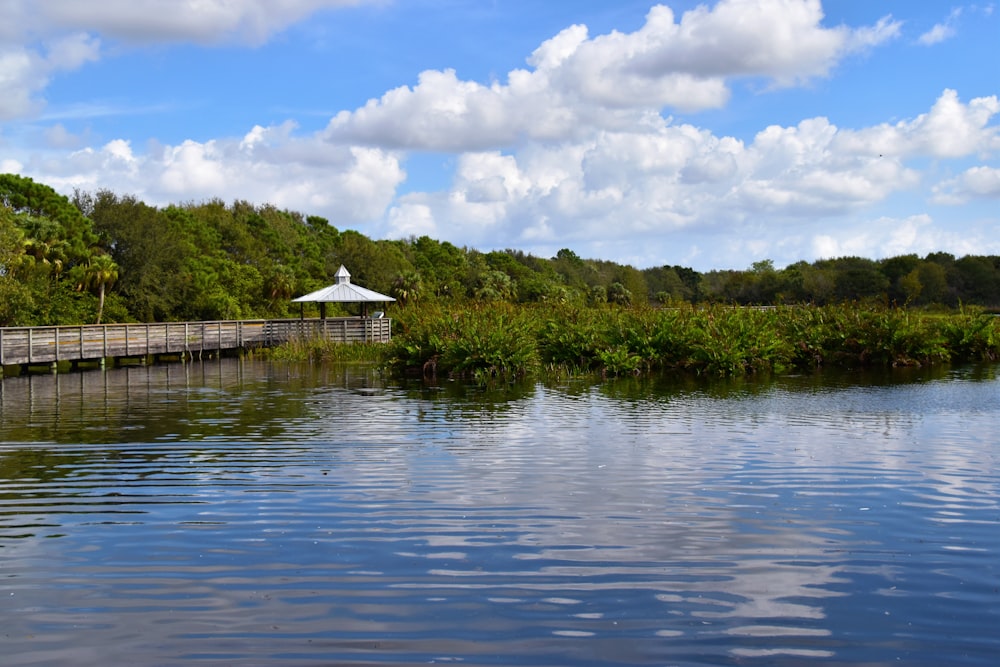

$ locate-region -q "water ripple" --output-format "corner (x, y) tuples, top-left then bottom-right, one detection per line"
(1, 361), (999, 665)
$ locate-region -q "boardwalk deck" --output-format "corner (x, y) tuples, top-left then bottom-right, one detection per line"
(0, 317), (391, 373)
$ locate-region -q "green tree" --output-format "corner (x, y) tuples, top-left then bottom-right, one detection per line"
(86, 192), (189, 321)
(880, 254), (921, 304)
(747, 259), (782, 304)
(953, 256), (1000, 306)
(589, 284), (607, 305)
(474, 269), (516, 301)
(77, 253), (119, 323)
(3, 174), (96, 267)
(391, 271), (423, 305)
(899, 269), (922, 305)
(267, 264), (297, 308)
(801, 264), (837, 304)
(404, 235), (467, 299)
(614, 265), (648, 305)
(826, 257), (889, 301)
(607, 281), (632, 306)
(644, 266), (694, 303)
(0, 205), (34, 325)
(916, 262), (949, 305)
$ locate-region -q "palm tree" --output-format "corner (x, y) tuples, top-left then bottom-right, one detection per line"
(268, 264), (296, 302)
(391, 271), (423, 305)
(474, 270), (515, 302)
(81, 253), (119, 324)
(23, 236), (69, 280)
(607, 282), (632, 306)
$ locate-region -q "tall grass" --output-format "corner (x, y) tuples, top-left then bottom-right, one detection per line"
(263, 336), (390, 363)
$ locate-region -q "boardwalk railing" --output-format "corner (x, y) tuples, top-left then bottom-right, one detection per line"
(0, 317), (391, 369)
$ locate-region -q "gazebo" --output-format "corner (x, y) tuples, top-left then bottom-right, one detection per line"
(292, 265), (396, 319)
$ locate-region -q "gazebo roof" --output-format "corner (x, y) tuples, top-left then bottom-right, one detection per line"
(291, 265), (396, 303)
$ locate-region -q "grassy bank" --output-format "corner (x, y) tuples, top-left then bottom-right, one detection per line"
(385, 302), (1000, 380)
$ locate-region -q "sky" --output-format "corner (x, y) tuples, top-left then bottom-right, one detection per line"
(1, 0), (998, 272)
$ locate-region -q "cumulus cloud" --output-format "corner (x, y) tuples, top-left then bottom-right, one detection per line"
(933, 166), (1000, 204)
(21, 124), (405, 224)
(833, 89), (1000, 159)
(326, 0), (900, 151)
(374, 88), (995, 268)
(626, 1), (896, 83)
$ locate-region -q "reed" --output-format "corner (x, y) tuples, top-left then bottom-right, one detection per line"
(264, 336), (389, 363)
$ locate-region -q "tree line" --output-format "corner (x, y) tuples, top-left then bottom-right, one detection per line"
(2, 173), (999, 327)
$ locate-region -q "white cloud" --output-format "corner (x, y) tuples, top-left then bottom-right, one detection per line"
(325, 0), (899, 151)
(918, 8), (962, 46)
(626, 1), (895, 83)
(918, 23), (956, 46)
(846, 15), (904, 52)
(367, 88), (996, 269)
(386, 202), (438, 239)
(933, 166), (1000, 204)
(736, 116), (922, 214)
(833, 89), (1000, 159)
(0, 47), (44, 119)
(19, 125), (405, 225)
(0, 158), (24, 174)
(0, 33), (101, 120)
(956, 166), (1000, 197)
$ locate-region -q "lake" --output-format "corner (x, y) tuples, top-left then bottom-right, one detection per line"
(1, 359), (998, 666)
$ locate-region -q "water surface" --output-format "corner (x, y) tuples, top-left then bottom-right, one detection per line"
(1, 361), (998, 665)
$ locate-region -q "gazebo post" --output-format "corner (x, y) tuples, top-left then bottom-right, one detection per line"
(321, 302), (327, 320)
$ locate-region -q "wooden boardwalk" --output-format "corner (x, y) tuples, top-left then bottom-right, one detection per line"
(0, 317), (391, 375)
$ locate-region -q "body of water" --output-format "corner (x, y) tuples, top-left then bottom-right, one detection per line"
(1, 360), (998, 665)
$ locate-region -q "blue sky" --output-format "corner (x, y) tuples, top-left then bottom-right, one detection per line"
(2, 0), (998, 271)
